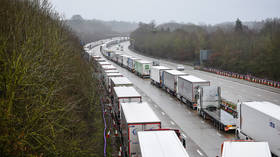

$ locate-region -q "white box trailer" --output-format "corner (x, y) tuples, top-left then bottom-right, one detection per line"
(110, 77), (133, 93)
(104, 69), (119, 74)
(95, 58), (106, 62)
(98, 61), (111, 66)
(118, 54), (124, 65)
(150, 66), (171, 87)
(177, 75), (210, 109)
(120, 102), (161, 157)
(113, 52), (121, 62)
(122, 55), (131, 68)
(92, 55), (101, 59)
(134, 60), (152, 78)
(104, 73), (123, 90)
(101, 65), (116, 72)
(221, 141), (271, 157)
(138, 130), (189, 157)
(112, 87), (142, 121)
(162, 70), (187, 95)
(237, 101), (280, 156)
(128, 57), (141, 72)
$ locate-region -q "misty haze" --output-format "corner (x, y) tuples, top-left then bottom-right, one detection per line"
(1, 0), (280, 157)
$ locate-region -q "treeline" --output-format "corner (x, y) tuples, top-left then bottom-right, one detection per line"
(66, 15), (138, 43)
(0, 0), (103, 156)
(130, 19), (280, 81)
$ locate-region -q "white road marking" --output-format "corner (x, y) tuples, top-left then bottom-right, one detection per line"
(161, 112), (165, 115)
(170, 121), (175, 125)
(197, 149), (203, 156)
(217, 132), (222, 137)
(201, 120), (205, 124)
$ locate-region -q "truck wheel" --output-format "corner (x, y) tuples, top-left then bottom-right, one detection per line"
(203, 113), (206, 119)
(236, 130), (240, 139)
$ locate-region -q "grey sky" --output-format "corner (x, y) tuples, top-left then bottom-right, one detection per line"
(49, 0), (280, 24)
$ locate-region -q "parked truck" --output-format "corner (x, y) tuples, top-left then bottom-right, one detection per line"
(112, 87), (142, 121)
(113, 52), (121, 62)
(122, 55), (131, 68)
(162, 70), (187, 96)
(110, 77), (133, 93)
(138, 130), (189, 157)
(104, 73), (123, 91)
(120, 102), (161, 157)
(236, 101), (280, 157)
(177, 75), (210, 109)
(221, 141), (271, 157)
(101, 65), (117, 74)
(134, 60), (152, 78)
(95, 58), (106, 62)
(127, 57), (141, 72)
(150, 66), (171, 87)
(197, 86), (236, 131)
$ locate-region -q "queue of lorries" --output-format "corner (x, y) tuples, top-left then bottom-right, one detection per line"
(85, 38), (280, 157)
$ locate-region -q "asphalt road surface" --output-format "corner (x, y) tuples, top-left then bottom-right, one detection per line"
(90, 41), (280, 157)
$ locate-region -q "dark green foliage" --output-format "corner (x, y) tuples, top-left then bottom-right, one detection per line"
(130, 19), (280, 81)
(0, 0), (104, 156)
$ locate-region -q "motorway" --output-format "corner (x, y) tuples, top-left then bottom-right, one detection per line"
(92, 41), (280, 157)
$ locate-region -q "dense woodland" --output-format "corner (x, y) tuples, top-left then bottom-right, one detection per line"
(0, 0), (104, 156)
(130, 19), (280, 81)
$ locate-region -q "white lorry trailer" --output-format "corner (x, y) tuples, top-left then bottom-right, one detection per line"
(104, 69), (119, 74)
(138, 130), (189, 157)
(98, 61), (111, 67)
(113, 52), (121, 62)
(95, 58), (106, 62)
(162, 70), (187, 96)
(110, 77), (133, 93)
(197, 86), (236, 131)
(118, 54), (124, 65)
(236, 101), (280, 157)
(221, 141), (271, 157)
(134, 60), (152, 78)
(101, 65), (116, 72)
(112, 87), (142, 121)
(127, 57), (141, 72)
(120, 102), (161, 157)
(150, 66), (171, 87)
(122, 55), (131, 68)
(104, 73), (123, 91)
(177, 75), (210, 109)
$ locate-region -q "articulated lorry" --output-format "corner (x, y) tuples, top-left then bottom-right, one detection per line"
(197, 86), (236, 131)
(236, 101), (280, 157)
(150, 66), (171, 87)
(162, 70), (187, 96)
(177, 75), (210, 109)
(120, 102), (161, 157)
(134, 60), (152, 78)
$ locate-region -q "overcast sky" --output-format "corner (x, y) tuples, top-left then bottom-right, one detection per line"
(49, 0), (280, 24)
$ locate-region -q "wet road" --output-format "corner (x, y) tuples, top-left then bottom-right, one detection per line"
(111, 42), (280, 105)
(92, 45), (239, 157)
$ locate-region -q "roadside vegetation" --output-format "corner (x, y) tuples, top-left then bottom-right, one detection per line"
(130, 19), (280, 81)
(0, 0), (104, 156)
